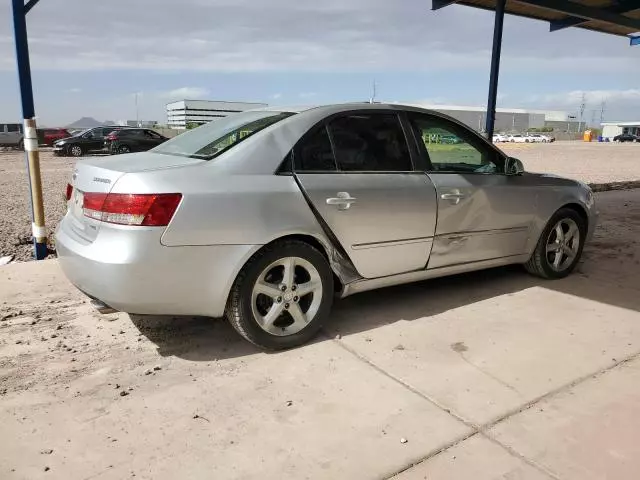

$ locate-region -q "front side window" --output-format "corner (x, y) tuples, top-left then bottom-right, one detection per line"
(153, 111), (294, 160)
(328, 114), (412, 172)
(410, 114), (503, 174)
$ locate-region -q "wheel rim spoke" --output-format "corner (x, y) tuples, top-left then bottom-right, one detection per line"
(254, 280), (281, 300)
(296, 280), (320, 298)
(288, 303), (307, 329)
(553, 251), (563, 268)
(565, 224), (578, 242)
(555, 224), (565, 243)
(546, 243), (561, 254)
(261, 303), (285, 333)
(563, 245), (576, 260)
(282, 257), (296, 288)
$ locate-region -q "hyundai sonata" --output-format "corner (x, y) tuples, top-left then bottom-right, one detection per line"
(56, 104), (597, 349)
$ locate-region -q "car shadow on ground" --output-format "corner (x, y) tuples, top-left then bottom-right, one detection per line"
(129, 313), (259, 361)
(128, 251), (640, 362)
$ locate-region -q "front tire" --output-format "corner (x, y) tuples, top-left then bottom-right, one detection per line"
(226, 240), (334, 350)
(118, 145), (131, 154)
(68, 145), (83, 157)
(525, 208), (586, 279)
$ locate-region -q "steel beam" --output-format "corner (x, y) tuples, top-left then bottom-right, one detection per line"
(432, 0), (460, 10)
(12, 0), (47, 260)
(514, 0), (640, 31)
(24, 0), (41, 14)
(485, 0), (506, 141)
(550, 1), (640, 32)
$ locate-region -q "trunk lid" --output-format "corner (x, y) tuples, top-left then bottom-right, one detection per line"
(67, 152), (204, 242)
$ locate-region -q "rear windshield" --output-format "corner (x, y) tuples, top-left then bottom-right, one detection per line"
(152, 111), (294, 160)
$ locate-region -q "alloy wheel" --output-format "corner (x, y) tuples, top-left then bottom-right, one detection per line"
(70, 145), (82, 157)
(119, 145), (131, 154)
(546, 218), (581, 272)
(250, 256), (323, 336)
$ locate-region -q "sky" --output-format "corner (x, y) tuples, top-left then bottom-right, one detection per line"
(0, 0), (638, 126)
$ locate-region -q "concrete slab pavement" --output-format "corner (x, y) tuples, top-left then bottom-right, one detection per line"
(488, 357), (640, 480)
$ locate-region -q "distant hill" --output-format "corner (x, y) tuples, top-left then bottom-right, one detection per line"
(66, 117), (102, 128)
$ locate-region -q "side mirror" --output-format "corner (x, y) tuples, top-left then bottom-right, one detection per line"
(505, 157), (525, 176)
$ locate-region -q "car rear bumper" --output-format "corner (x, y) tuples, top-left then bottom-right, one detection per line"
(55, 213), (259, 317)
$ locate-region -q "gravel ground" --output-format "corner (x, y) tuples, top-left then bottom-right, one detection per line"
(499, 141), (640, 184)
(1, 141), (639, 262)
(0, 149), (73, 262)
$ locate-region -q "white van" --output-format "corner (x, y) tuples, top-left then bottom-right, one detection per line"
(0, 123), (24, 149)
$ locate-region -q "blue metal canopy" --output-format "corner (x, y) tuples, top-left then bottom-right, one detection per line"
(432, 0), (640, 140)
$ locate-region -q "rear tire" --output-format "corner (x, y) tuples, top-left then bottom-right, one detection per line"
(226, 240), (334, 350)
(118, 145), (131, 154)
(17, 139), (24, 151)
(525, 208), (586, 279)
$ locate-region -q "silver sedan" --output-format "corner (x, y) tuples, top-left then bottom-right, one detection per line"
(56, 104), (597, 349)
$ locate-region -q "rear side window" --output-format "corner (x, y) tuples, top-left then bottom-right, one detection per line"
(7, 124), (21, 133)
(328, 114), (412, 172)
(153, 111), (295, 160)
(144, 130), (162, 139)
(295, 127), (336, 171)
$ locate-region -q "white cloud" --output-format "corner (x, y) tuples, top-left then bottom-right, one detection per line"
(298, 92), (318, 98)
(0, 0), (635, 75)
(67, 88), (82, 93)
(270, 93), (283, 99)
(161, 87), (210, 99)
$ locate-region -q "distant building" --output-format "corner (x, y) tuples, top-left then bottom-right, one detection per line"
(166, 100), (268, 129)
(406, 104), (580, 133)
(601, 121), (640, 141)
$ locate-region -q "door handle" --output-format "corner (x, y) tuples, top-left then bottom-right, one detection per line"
(440, 192), (466, 205)
(326, 192), (357, 210)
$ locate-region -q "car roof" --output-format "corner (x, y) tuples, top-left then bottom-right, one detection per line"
(212, 102), (504, 175)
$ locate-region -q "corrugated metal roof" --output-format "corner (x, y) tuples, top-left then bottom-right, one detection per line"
(446, 1), (640, 37)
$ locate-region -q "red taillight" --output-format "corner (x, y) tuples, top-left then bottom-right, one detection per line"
(106, 133), (117, 141)
(65, 183), (73, 201)
(83, 193), (182, 226)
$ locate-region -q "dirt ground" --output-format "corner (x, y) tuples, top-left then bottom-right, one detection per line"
(1, 189), (639, 479)
(1, 141), (639, 262)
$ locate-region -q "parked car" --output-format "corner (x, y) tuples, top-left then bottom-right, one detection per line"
(38, 128), (71, 146)
(53, 126), (133, 157)
(56, 104), (597, 350)
(104, 128), (168, 154)
(0, 122), (24, 149)
(524, 133), (549, 143)
(507, 134), (526, 143)
(613, 133), (639, 142)
(492, 133), (508, 142)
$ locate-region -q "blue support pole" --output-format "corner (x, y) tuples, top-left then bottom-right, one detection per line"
(12, 0), (48, 260)
(485, 0), (506, 141)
